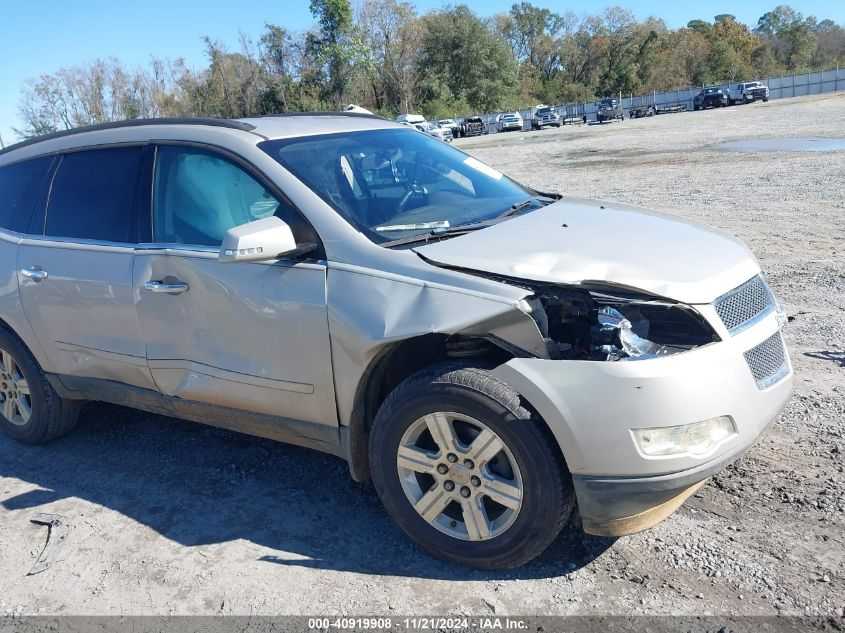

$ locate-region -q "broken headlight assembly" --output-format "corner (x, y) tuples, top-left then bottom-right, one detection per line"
(525, 284), (720, 361)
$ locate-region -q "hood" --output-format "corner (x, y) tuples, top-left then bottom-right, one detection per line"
(413, 198), (760, 304)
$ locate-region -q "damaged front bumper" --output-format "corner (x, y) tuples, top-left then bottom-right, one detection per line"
(571, 425), (770, 536)
(491, 307), (793, 536)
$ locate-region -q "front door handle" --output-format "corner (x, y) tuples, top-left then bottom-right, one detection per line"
(144, 280), (189, 294)
(21, 267), (48, 281)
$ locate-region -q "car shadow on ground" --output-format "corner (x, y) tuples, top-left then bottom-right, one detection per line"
(0, 403), (614, 581)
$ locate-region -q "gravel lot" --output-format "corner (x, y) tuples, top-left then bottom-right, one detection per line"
(1, 93), (843, 618)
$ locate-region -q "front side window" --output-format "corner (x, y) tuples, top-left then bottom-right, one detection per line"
(46, 147), (143, 243)
(0, 156), (53, 233)
(153, 146), (299, 247)
(260, 128), (534, 244)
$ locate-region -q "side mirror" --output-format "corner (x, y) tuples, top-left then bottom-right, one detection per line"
(219, 216), (297, 264)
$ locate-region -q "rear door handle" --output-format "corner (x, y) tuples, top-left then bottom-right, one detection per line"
(144, 280), (189, 294)
(21, 267), (48, 281)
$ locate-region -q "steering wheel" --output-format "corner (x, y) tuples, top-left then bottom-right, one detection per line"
(396, 183), (429, 215)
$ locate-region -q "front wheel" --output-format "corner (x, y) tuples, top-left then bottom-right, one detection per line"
(369, 363), (573, 569)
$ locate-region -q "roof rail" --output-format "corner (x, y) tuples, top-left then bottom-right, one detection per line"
(244, 111), (386, 121)
(0, 117), (258, 157)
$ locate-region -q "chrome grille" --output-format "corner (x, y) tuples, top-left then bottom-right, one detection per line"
(714, 275), (775, 334)
(744, 332), (789, 389)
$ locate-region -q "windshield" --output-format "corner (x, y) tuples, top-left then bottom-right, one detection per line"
(538, 108), (554, 114)
(260, 128), (534, 245)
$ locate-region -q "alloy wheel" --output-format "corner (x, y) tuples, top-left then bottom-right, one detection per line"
(396, 412), (523, 541)
(0, 347), (32, 426)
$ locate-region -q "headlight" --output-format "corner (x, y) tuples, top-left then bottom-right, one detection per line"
(631, 416), (737, 458)
(520, 283), (720, 361)
(588, 295), (719, 361)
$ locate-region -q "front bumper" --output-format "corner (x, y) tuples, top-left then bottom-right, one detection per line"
(491, 306), (792, 535)
(572, 418), (772, 535)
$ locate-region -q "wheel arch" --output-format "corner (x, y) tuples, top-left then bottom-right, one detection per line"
(346, 333), (517, 481)
(0, 312), (52, 374)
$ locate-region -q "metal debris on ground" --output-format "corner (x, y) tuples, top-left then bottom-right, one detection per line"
(28, 513), (70, 576)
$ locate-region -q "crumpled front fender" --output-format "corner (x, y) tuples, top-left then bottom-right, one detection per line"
(327, 262), (547, 427)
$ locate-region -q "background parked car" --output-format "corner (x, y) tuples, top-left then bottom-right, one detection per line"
(496, 112), (523, 132)
(728, 81), (769, 105)
(396, 113), (427, 126)
(345, 104), (373, 114)
(422, 121), (453, 142)
(629, 104), (656, 118)
(596, 98), (624, 122)
(532, 106), (561, 129)
(438, 119), (461, 139)
(694, 87), (729, 110)
(460, 116), (486, 137)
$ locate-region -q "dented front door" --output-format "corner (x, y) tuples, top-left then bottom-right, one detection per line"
(133, 247), (339, 435)
(133, 143), (338, 440)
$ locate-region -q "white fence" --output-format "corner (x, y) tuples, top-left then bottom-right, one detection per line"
(471, 66), (845, 133)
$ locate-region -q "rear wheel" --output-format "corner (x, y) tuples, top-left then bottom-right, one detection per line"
(0, 329), (80, 444)
(369, 363), (573, 569)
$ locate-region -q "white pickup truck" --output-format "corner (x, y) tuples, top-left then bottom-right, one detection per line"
(728, 81), (770, 105)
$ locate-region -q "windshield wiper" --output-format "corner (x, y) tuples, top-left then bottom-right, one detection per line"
(497, 194), (557, 219)
(381, 221), (494, 248)
(382, 194), (561, 248)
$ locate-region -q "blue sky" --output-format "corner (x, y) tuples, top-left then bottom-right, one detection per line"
(1, 0), (843, 144)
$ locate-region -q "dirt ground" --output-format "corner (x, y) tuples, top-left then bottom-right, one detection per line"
(1, 93), (843, 618)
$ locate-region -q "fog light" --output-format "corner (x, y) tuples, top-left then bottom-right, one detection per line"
(631, 416), (737, 458)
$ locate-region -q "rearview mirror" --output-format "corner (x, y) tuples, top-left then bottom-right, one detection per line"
(219, 216), (297, 264)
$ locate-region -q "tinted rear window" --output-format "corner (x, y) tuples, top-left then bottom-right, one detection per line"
(46, 147), (143, 243)
(0, 156), (53, 233)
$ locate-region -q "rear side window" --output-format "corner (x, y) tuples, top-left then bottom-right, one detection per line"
(46, 146), (144, 243)
(0, 156), (53, 233)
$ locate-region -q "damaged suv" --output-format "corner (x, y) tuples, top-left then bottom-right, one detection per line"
(0, 114), (792, 569)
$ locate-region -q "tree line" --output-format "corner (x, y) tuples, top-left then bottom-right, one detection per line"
(14, 1), (845, 139)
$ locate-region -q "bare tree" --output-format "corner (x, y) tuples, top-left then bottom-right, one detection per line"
(357, 0), (422, 112)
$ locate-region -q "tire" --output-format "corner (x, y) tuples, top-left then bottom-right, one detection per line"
(369, 362), (573, 569)
(0, 328), (80, 444)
